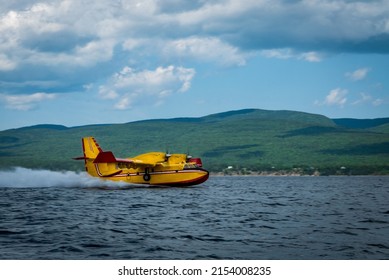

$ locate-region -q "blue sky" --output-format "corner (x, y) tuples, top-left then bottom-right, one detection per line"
(1, 0), (388, 130)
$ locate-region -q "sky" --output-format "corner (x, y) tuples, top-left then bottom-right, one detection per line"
(0, 0), (389, 130)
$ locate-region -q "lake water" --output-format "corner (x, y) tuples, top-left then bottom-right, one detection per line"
(0, 171), (388, 259)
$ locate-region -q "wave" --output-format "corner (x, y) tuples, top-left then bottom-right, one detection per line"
(0, 167), (129, 188)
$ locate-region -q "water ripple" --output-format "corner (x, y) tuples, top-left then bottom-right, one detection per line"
(1, 176), (389, 259)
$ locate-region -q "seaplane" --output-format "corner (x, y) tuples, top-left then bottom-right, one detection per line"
(74, 137), (209, 186)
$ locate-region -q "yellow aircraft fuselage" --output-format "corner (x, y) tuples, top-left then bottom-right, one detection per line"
(75, 137), (209, 186)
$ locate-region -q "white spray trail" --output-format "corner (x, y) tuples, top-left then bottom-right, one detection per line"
(0, 167), (130, 188)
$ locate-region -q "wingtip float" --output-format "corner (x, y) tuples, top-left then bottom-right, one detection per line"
(74, 137), (209, 186)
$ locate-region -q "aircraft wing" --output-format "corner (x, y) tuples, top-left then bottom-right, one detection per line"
(93, 151), (157, 167)
(128, 159), (158, 167)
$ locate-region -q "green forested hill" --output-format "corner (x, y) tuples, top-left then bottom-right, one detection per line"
(1, 109), (388, 175)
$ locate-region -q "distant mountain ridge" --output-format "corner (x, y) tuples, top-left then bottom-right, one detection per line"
(5, 108), (387, 131)
(1, 108), (388, 175)
(332, 118), (389, 129)
(131, 108), (336, 126)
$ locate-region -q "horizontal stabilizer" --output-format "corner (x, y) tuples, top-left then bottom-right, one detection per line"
(73, 156), (90, 160)
(93, 151), (117, 163)
(93, 151), (134, 164)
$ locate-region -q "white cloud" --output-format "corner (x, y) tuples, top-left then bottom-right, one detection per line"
(24, 39), (116, 67)
(98, 88), (118, 100)
(315, 88), (348, 107)
(260, 49), (294, 60)
(99, 65), (195, 110)
(163, 36), (247, 66)
(299, 52), (323, 63)
(352, 92), (384, 107)
(352, 92), (372, 105)
(112, 65), (195, 93)
(0, 92), (57, 110)
(260, 48), (323, 62)
(115, 95), (134, 110)
(173, 0), (389, 53)
(1, 0), (389, 113)
(345, 68), (371, 81)
(122, 38), (145, 51)
(2, 0), (388, 74)
(0, 1), (117, 69)
(316, 90), (385, 108)
(325, 88), (348, 106)
(0, 54), (17, 71)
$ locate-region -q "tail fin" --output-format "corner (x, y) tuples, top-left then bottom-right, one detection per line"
(76, 137), (103, 177)
(74, 137), (122, 178)
(82, 137), (103, 160)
